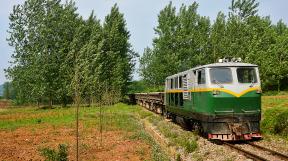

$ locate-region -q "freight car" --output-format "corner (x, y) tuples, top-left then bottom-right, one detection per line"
(132, 58), (262, 141)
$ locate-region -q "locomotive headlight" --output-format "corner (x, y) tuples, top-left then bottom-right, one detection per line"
(256, 89), (262, 94)
(212, 90), (220, 95)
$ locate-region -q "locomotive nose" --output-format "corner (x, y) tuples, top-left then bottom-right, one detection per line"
(212, 92), (261, 115)
(207, 91), (261, 141)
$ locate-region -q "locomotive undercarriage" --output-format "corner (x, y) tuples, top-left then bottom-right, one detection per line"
(165, 108), (262, 141)
(203, 116), (262, 141)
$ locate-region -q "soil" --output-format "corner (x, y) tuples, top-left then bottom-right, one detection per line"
(0, 124), (151, 161)
(0, 100), (11, 108)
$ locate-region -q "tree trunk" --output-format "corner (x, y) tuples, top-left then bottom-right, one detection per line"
(37, 100), (40, 108)
(62, 96), (67, 107)
(278, 79), (281, 93)
(49, 95), (53, 108)
(91, 96), (94, 107)
(88, 95), (91, 107)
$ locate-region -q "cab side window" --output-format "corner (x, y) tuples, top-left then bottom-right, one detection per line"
(179, 76), (182, 88)
(175, 77), (178, 88)
(197, 69), (206, 84)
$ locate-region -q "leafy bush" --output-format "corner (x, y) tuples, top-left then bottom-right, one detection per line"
(261, 107), (288, 139)
(40, 144), (68, 161)
(274, 111), (288, 137)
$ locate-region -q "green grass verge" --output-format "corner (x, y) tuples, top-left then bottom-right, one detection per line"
(261, 96), (288, 140)
(262, 90), (288, 96)
(140, 110), (198, 153)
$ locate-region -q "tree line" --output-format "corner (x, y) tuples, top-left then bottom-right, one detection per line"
(139, 0), (288, 92)
(6, 0), (136, 106)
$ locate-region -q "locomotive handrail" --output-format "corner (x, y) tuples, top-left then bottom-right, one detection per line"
(214, 110), (234, 113)
(241, 109), (260, 113)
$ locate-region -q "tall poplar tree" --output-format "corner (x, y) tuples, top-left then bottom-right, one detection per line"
(7, 0), (79, 106)
(101, 4), (136, 96)
(140, 2), (211, 86)
(139, 0), (288, 91)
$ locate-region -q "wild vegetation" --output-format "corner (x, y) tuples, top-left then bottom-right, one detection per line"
(6, 0), (137, 106)
(261, 95), (288, 140)
(1, 96), (287, 160)
(3, 0), (288, 105)
(139, 0), (288, 92)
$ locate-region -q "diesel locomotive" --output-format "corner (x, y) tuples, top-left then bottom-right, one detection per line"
(132, 58), (262, 141)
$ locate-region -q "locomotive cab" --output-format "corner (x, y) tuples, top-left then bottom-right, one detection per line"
(204, 64), (262, 140)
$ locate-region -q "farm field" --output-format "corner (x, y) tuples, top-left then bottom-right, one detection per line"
(0, 103), (168, 160)
(0, 95), (287, 160)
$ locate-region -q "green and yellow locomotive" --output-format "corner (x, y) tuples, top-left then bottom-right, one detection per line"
(133, 59), (262, 141)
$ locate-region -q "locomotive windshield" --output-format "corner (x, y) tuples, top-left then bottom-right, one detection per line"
(237, 68), (257, 83)
(210, 68), (233, 84)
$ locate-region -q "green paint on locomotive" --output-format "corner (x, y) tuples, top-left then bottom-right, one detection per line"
(165, 90), (261, 118)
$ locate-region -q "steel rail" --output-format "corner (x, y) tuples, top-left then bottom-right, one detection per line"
(247, 142), (288, 160)
(223, 142), (268, 161)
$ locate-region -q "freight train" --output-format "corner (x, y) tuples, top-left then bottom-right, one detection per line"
(131, 58), (262, 141)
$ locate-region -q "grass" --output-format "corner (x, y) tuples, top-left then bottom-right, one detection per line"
(0, 103), (169, 161)
(1, 95), (286, 159)
(262, 90), (288, 96)
(137, 109), (198, 154)
(0, 107), (75, 130)
(261, 95), (288, 140)
(39, 144), (68, 161)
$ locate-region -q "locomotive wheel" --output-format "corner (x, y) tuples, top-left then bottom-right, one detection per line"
(183, 118), (192, 130)
(171, 114), (177, 122)
(163, 109), (169, 119)
(193, 122), (204, 135)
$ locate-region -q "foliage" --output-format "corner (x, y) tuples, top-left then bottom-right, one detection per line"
(6, 1), (136, 105)
(40, 144), (68, 161)
(274, 111), (288, 136)
(2, 82), (16, 100)
(261, 107), (288, 139)
(261, 96), (288, 140)
(127, 80), (164, 93)
(139, 0), (288, 92)
(140, 2), (211, 86)
(100, 5), (138, 97)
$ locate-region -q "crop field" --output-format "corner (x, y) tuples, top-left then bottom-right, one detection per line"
(0, 95), (287, 160)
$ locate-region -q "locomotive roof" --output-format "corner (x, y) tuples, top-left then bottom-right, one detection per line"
(166, 62), (258, 79)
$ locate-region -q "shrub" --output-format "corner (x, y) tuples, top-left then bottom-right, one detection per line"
(261, 107), (288, 139)
(40, 144), (68, 161)
(274, 111), (288, 137)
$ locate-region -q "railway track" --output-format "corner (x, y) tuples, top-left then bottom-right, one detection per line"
(222, 141), (288, 161)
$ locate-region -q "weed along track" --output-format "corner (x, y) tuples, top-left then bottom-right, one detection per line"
(141, 119), (181, 160)
(222, 141), (288, 161)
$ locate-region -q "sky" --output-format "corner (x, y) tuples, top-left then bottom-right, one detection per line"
(0, 0), (287, 85)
